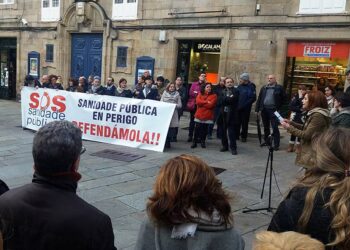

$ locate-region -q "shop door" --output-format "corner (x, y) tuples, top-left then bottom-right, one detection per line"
(176, 40), (221, 85)
(71, 33), (103, 79)
(0, 38), (17, 100)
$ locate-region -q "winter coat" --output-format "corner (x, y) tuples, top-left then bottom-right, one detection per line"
(91, 85), (106, 95)
(287, 108), (331, 169)
(219, 87), (240, 123)
(0, 173), (116, 250)
(268, 187), (333, 246)
(255, 84), (286, 112)
(176, 85), (188, 117)
(66, 86), (77, 92)
(104, 85), (117, 96)
(195, 92), (217, 122)
(135, 218), (244, 250)
(237, 82), (256, 110)
(138, 87), (158, 100)
(187, 81), (202, 111)
(288, 94), (304, 123)
(331, 107), (350, 128)
(115, 88), (133, 98)
(161, 91), (182, 128)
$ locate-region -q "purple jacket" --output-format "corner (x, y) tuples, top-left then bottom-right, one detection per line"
(188, 81), (202, 103)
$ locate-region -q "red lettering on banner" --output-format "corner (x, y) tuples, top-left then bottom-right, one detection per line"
(142, 132), (150, 144)
(52, 96), (66, 112)
(72, 121), (161, 146)
(29, 93), (40, 108)
(29, 91), (66, 112)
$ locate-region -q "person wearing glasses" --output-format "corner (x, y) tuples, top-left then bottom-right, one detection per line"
(0, 121), (116, 250)
(255, 75), (286, 150)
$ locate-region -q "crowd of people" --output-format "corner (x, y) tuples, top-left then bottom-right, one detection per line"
(0, 120), (349, 249)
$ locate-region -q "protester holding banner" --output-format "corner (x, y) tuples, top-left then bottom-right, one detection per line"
(115, 78), (133, 98)
(191, 83), (217, 148)
(90, 76), (105, 95)
(161, 82), (182, 148)
(66, 78), (77, 92)
(138, 77), (158, 100)
(50, 75), (64, 90)
(104, 77), (116, 96)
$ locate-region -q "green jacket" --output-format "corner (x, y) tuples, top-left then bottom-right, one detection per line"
(332, 107), (350, 128)
(287, 108), (331, 169)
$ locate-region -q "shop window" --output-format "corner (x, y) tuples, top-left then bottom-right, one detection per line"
(41, 0), (60, 21)
(284, 41), (349, 99)
(299, 0), (346, 14)
(112, 0), (138, 20)
(0, 0), (14, 4)
(116, 46), (128, 68)
(46, 44), (54, 62)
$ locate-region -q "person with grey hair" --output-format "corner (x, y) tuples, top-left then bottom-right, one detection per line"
(90, 75), (106, 95)
(0, 121), (117, 250)
(236, 73), (256, 142)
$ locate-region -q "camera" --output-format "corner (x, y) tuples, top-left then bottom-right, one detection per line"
(21, 18), (28, 26)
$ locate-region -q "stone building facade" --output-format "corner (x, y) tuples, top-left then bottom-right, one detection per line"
(0, 0), (350, 99)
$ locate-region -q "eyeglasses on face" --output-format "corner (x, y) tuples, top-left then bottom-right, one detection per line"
(80, 146), (86, 155)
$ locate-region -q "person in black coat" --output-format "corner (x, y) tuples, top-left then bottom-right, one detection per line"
(255, 75), (286, 150)
(105, 77), (117, 96)
(24, 75), (41, 88)
(0, 121), (116, 250)
(236, 73), (256, 142)
(90, 76), (106, 95)
(286, 85), (307, 152)
(137, 77), (158, 100)
(115, 78), (133, 98)
(268, 128), (350, 249)
(217, 78), (240, 155)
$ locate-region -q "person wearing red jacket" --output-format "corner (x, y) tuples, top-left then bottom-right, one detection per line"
(191, 83), (217, 148)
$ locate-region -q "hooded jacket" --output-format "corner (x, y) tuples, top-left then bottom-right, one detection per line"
(135, 215), (244, 250)
(331, 107), (350, 128)
(287, 108), (331, 169)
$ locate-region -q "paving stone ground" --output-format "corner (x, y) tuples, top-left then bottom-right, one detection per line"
(0, 99), (300, 249)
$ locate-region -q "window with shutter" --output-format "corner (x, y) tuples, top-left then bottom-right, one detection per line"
(41, 0), (60, 21)
(112, 0), (138, 20)
(46, 44), (54, 62)
(117, 47), (128, 68)
(299, 0), (346, 14)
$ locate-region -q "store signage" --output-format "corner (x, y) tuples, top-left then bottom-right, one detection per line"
(194, 41), (221, 52)
(287, 41), (350, 59)
(303, 45), (332, 58)
(21, 87), (175, 152)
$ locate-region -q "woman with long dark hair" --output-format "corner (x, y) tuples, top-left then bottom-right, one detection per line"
(269, 128), (350, 249)
(135, 154), (244, 250)
(281, 91), (331, 169)
(191, 83), (217, 148)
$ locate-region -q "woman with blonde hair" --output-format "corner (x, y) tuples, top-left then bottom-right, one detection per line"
(268, 128), (350, 249)
(253, 231), (324, 250)
(135, 154), (244, 250)
(281, 91), (331, 169)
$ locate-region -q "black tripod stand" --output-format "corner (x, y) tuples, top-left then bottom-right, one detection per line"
(243, 136), (275, 213)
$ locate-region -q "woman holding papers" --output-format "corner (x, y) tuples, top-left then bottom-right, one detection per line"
(280, 91), (331, 169)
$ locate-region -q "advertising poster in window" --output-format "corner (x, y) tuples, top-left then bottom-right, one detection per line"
(29, 58), (38, 77)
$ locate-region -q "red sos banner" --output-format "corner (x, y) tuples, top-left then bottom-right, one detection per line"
(22, 88), (67, 127)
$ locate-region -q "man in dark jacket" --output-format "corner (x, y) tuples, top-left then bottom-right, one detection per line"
(0, 121), (117, 250)
(255, 75), (286, 150)
(236, 73), (256, 142)
(104, 77), (117, 96)
(218, 77), (240, 155)
(137, 77), (158, 100)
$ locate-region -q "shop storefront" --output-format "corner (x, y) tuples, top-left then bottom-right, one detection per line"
(284, 41), (349, 98)
(176, 40), (221, 85)
(0, 38), (17, 100)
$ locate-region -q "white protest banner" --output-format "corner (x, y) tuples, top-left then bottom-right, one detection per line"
(21, 87), (176, 152)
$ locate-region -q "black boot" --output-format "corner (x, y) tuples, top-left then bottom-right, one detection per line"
(201, 141), (206, 148)
(165, 141), (171, 149)
(191, 142), (197, 148)
(187, 137), (193, 142)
